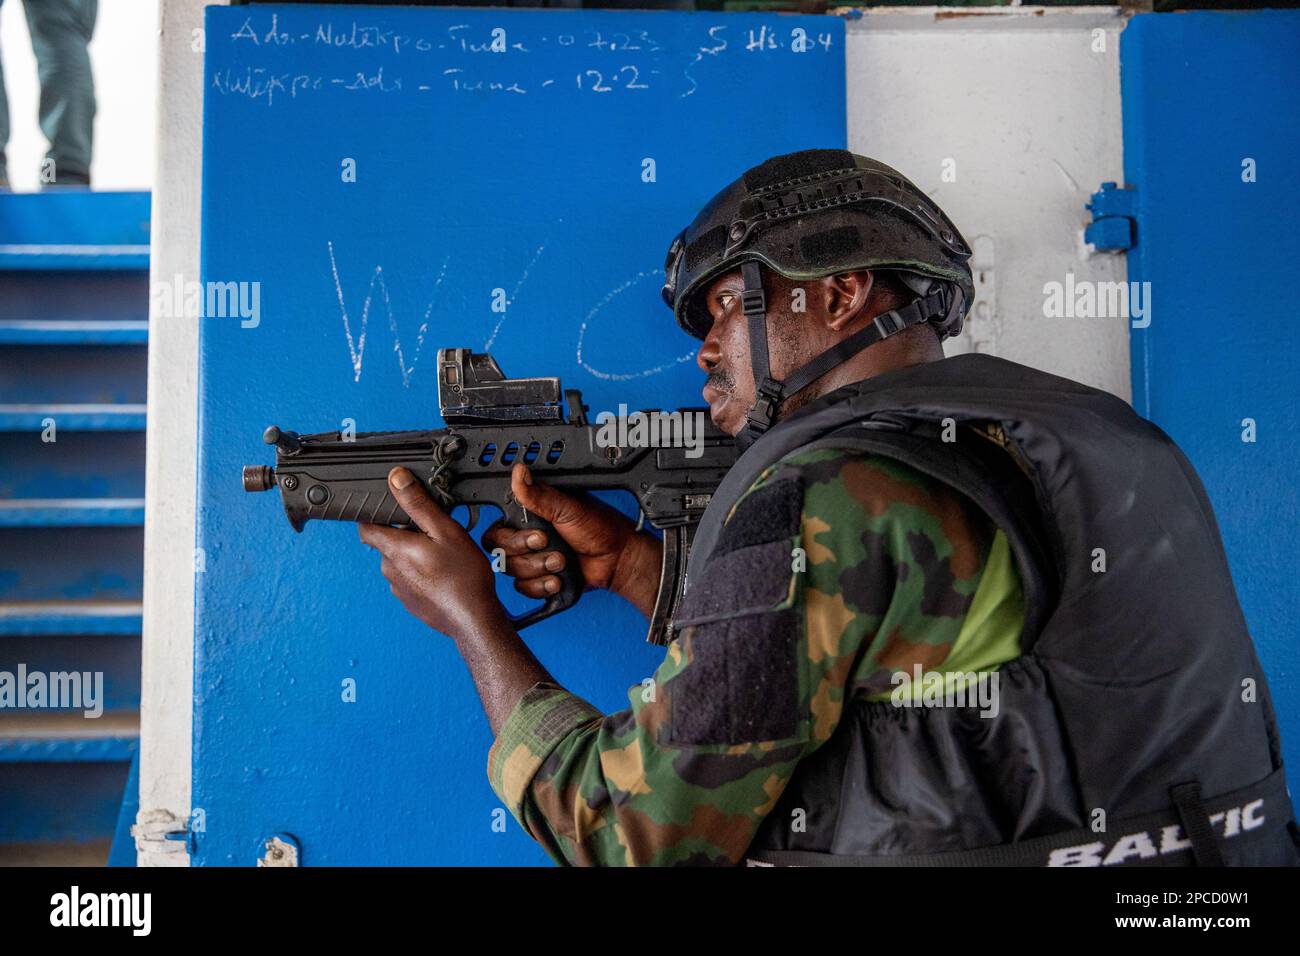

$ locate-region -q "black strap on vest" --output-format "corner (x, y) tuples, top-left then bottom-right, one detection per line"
(1170, 781), (1227, 867)
(744, 769), (1290, 868)
(737, 261), (950, 450)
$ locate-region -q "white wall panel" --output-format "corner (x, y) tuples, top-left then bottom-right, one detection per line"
(844, 8), (1131, 398)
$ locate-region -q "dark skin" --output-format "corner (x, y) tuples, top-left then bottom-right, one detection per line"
(359, 268), (943, 733)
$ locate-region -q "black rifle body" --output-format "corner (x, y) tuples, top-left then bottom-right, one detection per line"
(244, 350), (736, 641)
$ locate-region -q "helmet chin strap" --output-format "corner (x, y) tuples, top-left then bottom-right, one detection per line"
(735, 260), (951, 452)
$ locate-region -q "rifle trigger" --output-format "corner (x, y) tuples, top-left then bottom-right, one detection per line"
(464, 504), (481, 533)
(505, 488), (528, 524)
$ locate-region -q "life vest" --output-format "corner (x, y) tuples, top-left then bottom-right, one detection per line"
(682, 354), (1299, 866)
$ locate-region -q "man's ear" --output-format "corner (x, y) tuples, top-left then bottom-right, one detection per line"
(823, 270), (875, 332)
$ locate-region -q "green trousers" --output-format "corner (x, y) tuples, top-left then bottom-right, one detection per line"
(0, 0), (98, 186)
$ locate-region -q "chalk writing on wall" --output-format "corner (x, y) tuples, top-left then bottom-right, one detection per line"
(327, 241), (695, 385)
(211, 13), (837, 106)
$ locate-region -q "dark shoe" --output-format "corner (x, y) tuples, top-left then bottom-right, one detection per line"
(41, 168), (92, 189)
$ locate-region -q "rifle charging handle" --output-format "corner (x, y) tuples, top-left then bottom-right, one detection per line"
(263, 425), (301, 455)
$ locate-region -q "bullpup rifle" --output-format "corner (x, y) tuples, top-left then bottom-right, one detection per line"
(243, 348), (737, 644)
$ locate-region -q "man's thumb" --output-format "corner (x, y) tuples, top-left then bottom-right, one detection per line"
(510, 462), (583, 529)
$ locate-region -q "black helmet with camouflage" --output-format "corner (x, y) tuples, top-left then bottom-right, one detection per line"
(661, 148), (974, 450)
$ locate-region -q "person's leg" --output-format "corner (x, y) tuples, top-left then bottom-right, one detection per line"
(24, 0), (96, 186)
(0, 0), (10, 187)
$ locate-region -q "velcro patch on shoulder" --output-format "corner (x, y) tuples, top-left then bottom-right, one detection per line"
(662, 475), (805, 745)
(666, 608), (800, 746)
(676, 539), (797, 622)
(716, 476), (803, 556)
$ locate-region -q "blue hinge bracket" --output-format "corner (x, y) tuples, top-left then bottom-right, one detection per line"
(1085, 181), (1137, 251)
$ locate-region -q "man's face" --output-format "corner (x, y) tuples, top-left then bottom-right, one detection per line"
(695, 267), (883, 435)
(694, 268), (822, 436)
(695, 270), (752, 435)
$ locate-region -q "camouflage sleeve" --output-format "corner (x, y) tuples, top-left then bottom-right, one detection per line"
(486, 446), (1015, 866)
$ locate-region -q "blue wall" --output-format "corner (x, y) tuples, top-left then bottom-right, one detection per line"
(196, 4), (845, 865)
(1121, 11), (1300, 775)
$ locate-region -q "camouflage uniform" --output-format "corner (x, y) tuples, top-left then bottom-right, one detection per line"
(488, 446), (1025, 866)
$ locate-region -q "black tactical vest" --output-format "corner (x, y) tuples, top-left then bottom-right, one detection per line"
(681, 354), (1298, 866)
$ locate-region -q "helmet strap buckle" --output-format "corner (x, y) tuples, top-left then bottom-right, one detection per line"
(872, 309), (907, 339)
(747, 377), (784, 432)
(741, 285), (767, 317)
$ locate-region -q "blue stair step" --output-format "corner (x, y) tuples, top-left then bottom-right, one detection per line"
(0, 320), (148, 345)
(0, 246), (150, 271)
(0, 712), (139, 763)
(0, 191), (150, 272)
(0, 499), (145, 527)
(0, 189), (150, 851)
(0, 601), (143, 636)
(0, 404), (146, 431)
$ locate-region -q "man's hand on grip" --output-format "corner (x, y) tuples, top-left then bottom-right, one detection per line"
(483, 463), (662, 613)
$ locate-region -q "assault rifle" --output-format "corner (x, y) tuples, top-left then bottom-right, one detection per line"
(243, 348), (736, 643)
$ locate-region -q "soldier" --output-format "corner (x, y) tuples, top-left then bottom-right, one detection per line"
(360, 149), (1298, 867)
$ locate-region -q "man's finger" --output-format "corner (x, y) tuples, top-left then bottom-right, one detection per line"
(359, 522), (410, 556)
(514, 575), (561, 599)
(481, 520), (509, 552)
(388, 467), (453, 538)
(482, 522), (546, 555)
(487, 527), (548, 557)
(506, 550), (566, 580)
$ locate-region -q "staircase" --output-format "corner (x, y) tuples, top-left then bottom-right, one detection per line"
(0, 190), (150, 864)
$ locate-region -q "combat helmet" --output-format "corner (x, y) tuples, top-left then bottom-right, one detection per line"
(661, 148), (974, 450)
